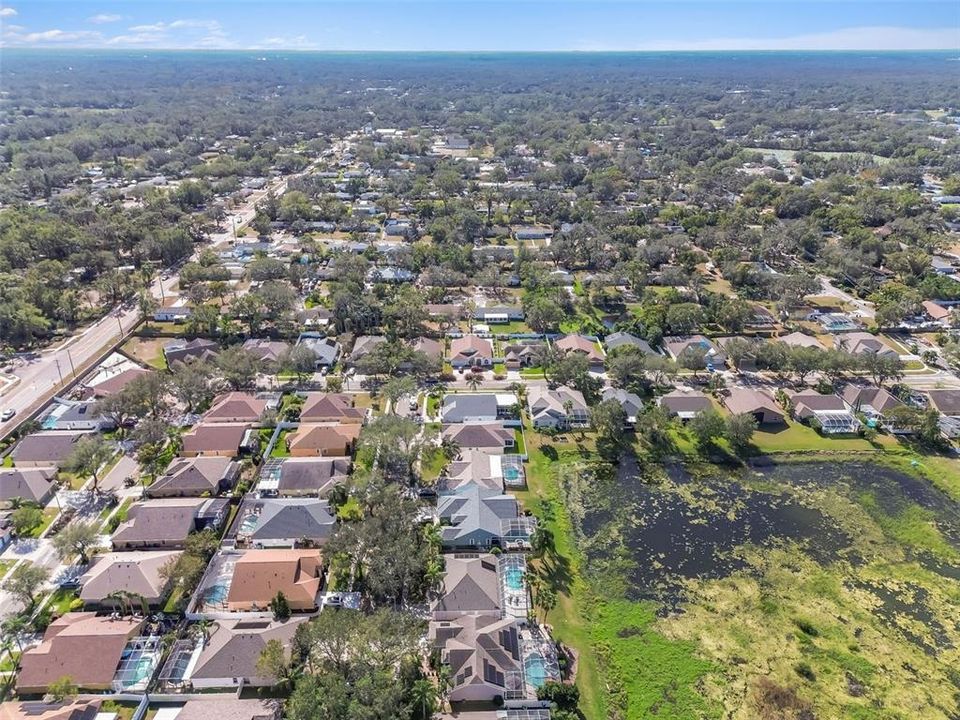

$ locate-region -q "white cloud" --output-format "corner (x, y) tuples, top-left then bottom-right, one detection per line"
(0, 7), (17, 17)
(88, 14), (122, 25)
(128, 23), (166, 33)
(20, 29), (103, 43)
(255, 34), (318, 50)
(582, 25), (960, 52)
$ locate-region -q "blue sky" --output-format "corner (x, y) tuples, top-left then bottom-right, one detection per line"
(0, 1), (957, 51)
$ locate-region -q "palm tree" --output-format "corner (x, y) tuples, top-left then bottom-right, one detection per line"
(409, 677), (440, 720)
(466, 372), (483, 391)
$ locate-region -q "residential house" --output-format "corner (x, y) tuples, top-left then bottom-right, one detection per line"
(349, 335), (387, 365)
(299, 393), (365, 423)
(154, 306), (193, 323)
(204, 393), (267, 424)
(527, 387), (589, 429)
(658, 390), (711, 421)
(258, 457), (351, 498)
(16, 613), (143, 694)
(442, 450), (505, 494)
(443, 423), (515, 452)
(112, 498), (228, 550)
(429, 614), (523, 702)
(835, 332), (899, 359)
(473, 306), (524, 324)
(432, 554), (501, 621)
(841, 385), (904, 423)
(225, 549), (323, 612)
(0, 701), (104, 720)
(235, 498), (335, 548)
(188, 618), (308, 690)
(438, 485), (519, 550)
(85, 366), (149, 399)
(554, 334), (604, 366)
(514, 226), (552, 241)
(298, 307), (333, 329)
(604, 332), (655, 356)
(171, 699), (280, 720)
(295, 333), (341, 369)
(723, 388), (785, 425)
(601, 387), (643, 425)
(11, 431), (91, 469)
(927, 389), (960, 418)
(163, 338), (220, 366)
(410, 337), (444, 366)
(146, 457), (240, 498)
(0, 468), (58, 508)
(285, 423), (361, 457)
(41, 400), (116, 432)
(450, 335), (494, 368)
(786, 390), (861, 434)
(502, 340), (544, 370)
(242, 339), (290, 366)
(442, 395), (499, 424)
(79, 551), (180, 609)
(777, 332), (823, 349)
(921, 300), (952, 325)
(181, 423), (254, 458)
(663, 335), (726, 367)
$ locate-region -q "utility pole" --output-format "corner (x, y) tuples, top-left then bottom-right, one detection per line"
(54, 357), (64, 386)
(65, 349), (76, 378)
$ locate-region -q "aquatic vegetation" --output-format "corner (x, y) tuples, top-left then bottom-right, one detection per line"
(559, 458), (960, 719)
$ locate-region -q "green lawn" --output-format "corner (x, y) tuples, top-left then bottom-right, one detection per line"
(270, 430), (292, 458)
(2, 455), (13, 468)
(426, 395), (440, 418)
(749, 419), (898, 454)
(514, 427), (606, 720)
(420, 448), (448, 483)
(490, 320), (534, 335)
(46, 587), (80, 615)
(25, 508), (58, 539)
(519, 368), (546, 379)
(510, 428), (526, 455)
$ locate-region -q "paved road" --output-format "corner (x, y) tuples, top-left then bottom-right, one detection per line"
(0, 305), (143, 435)
(818, 276), (876, 320)
(0, 171), (292, 442)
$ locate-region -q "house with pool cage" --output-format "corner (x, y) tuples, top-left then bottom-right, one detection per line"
(16, 613), (161, 695)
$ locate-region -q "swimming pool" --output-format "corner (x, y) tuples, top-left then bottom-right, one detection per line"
(204, 583), (229, 604)
(129, 656), (155, 684)
(238, 514), (259, 534)
(524, 654), (548, 688)
(503, 466), (521, 481)
(504, 567), (525, 591)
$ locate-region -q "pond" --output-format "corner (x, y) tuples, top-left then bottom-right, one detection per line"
(575, 459), (960, 611)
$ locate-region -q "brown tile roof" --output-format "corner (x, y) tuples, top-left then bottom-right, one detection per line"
(0, 701), (102, 720)
(555, 334), (604, 362)
(182, 422), (250, 456)
(0, 467), (57, 505)
(146, 457), (239, 498)
(11, 432), (90, 466)
(16, 613), (142, 693)
(173, 699), (279, 720)
(286, 423), (361, 455)
(190, 618), (307, 685)
(89, 367), (150, 398)
(226, 550), (322, 611)
(204, 393), (267, 423)
(442, 423), (514, 450)
(724, 387), (783, 419)
(111, 498), (206, 549)
(432, 554), (501, 618)
(449, 335), (493, 362)
(79, 550), (180, 605)
(299, 393), (364, 422)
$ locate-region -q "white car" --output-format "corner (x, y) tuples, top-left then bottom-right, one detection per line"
(1, 409), (16, 421)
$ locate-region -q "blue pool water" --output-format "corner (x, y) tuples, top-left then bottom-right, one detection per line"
(505, 568), (524, 591)
(524, 654), (547, 688)
(239, 514), (259, 533)
(130, 657), (154, 683)
(503, 466), (521, 480)
(204, 583), (229, 604)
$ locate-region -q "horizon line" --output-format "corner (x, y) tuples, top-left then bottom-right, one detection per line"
(2, 46), (958, 53)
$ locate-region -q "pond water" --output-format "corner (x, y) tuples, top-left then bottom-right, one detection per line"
(578, 460), (960, 611)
